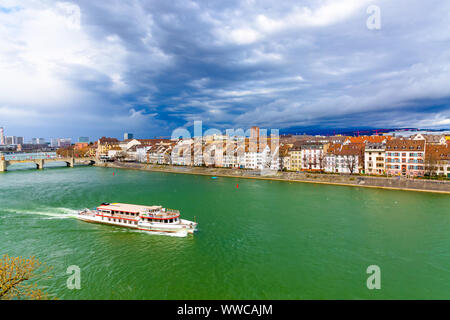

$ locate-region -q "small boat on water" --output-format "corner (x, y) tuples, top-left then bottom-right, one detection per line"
(77, 203), (198, 236)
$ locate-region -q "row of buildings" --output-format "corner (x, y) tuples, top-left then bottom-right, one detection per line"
(0, 127), (24, 146)
(92, 130), (450, 178)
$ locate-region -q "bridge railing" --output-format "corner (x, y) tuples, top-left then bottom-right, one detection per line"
(4, 152), (57, 161)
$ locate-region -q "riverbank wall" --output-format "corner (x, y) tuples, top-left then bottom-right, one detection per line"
(95, 162), (450, 194)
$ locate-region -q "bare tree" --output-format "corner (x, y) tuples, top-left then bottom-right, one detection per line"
(318, 153), (326, 172)
(424, 148), (439, 176)
(310, 155), (318, 171)
(345, 155), (358, 175)
(114, 151), (127, 162)
(302, 154), (308, 171)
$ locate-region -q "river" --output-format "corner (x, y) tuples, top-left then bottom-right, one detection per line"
(0, 165), (449, 299)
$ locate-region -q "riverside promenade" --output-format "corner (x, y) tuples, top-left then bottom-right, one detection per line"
(96, 162), (450, 194)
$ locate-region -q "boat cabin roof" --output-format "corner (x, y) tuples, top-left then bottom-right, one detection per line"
(98, 203), (162, 213)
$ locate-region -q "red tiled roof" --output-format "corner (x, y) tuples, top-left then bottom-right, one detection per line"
(386, 139), (425, 151)
(98, 137), (119, 144)
(345, 135), (391, 144)
(426, 144), (450, 160)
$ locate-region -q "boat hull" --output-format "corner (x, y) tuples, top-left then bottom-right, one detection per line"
(76, 211), (197, 236)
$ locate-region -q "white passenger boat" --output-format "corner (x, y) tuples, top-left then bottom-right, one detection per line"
(77, 203), (198, 236)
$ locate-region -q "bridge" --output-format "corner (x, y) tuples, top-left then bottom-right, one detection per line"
(0, 156), (97, 172)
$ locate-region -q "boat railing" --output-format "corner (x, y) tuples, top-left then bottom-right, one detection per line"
(100, 212), (139, 220)
(141, 210), (179, 219)
(79, 209), (96, 217)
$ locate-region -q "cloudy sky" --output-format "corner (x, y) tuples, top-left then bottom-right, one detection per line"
(0, 0), (449, 140)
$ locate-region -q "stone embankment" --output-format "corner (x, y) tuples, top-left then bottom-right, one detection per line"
(96, 162), (450, 194)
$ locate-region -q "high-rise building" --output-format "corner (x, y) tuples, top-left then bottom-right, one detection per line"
(51, 138), (59, 147)
(124, 133), (134, 140)
(78, 137), (89, 143)
(31, 138), (46, 144)
(250, 126), (260, 139)
(5, 136), (23, 145)
(58, 138), (72, 147)
(0, 127), (4, 145)
(50, 138), (72, 148)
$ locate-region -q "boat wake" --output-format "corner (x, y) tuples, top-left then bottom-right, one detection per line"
(3, 207), (78, 219)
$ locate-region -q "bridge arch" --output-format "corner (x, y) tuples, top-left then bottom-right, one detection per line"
(3, 161), (40, 171)
(1, 157), (97, 172)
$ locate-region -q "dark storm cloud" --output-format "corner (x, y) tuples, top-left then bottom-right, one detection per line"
(0, 0), (449, 140)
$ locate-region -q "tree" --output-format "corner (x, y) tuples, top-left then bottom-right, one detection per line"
(0, 254), (53, 300)
(424, 147), (439, 176)
(302, 154), (308, 171)
(310, 155), (317, 171)
(74, 146), (90, 158)
(114, 151), (127, 162)
(345, 155), (358, 175)
(318, 153), (326, 172)
(56, 146), (74, 158)
(263, 149), (272, 170)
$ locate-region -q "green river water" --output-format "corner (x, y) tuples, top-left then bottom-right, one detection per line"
(0, 164), (449, 299)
